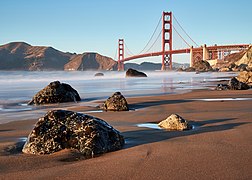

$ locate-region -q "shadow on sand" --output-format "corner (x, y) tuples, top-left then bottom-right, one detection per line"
(129, 99), (193, 110)
(2, 118), (248, 161)
(122, 118), (248, 148)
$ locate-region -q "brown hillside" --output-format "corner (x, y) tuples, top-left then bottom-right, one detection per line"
(0, 42), (117, 71)
(64, 53), (116, 71)
(0, 42), (73, 70)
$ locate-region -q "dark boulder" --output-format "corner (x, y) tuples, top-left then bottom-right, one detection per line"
(215, 84), (230, 91)
(193, 60), (213, 72)
(102, 92), (129, 111)
(184, 67), (196, 72)
(94, 72), (104, 77)
(228, 77), (250, 90)
(177, 67), (185, 72)
(28, 81), (81, 105)
(22, 110), (124, 158)
(125, 68), (147, 77)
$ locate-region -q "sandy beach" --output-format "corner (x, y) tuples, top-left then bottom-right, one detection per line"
(0, 89), (252, 179)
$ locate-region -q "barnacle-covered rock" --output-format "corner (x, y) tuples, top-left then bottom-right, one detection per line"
(22, 110), (124, 158)
(158, 114), (192, 131)
(102, 92), (129, 111)
(28, 81), (81, 105)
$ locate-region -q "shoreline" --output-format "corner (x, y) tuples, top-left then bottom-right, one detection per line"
(1, 89), (252, 179)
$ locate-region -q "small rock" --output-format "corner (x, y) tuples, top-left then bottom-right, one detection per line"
(215, 84), (230, 91)
(22, 110), (124, 158)
(102, 92), (129, 111)
(158, 114), (192, 131)
(184, 67), (196, 72)
(94, 73), (104, 77)
(125, 68), (147, 77)
(28, 81), (81, 105)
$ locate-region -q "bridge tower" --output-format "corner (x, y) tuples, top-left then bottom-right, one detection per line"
(161, 12), (173, 70)
(117, 39), (124, 71)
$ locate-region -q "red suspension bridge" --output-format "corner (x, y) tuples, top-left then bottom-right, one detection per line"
(117, 11), (250, 71)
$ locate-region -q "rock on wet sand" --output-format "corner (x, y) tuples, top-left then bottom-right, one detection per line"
(22, 110), (125, 158)
(28, 81), (81, 105)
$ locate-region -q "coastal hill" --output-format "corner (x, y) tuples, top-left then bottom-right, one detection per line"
(0, 42), (73, 70)
(0, 42), (117, 71)
(64, 53), (116, 71)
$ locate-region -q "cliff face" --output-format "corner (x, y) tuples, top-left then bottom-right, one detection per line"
(235, 46), (252, 68)
(0, 42), (116, 71)
(0, 42), (73, 70)
(64, 53), (116, 71)
(214, 46), (252, 71)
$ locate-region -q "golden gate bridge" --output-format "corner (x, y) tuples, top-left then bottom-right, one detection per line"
(116, 11), (250, 71)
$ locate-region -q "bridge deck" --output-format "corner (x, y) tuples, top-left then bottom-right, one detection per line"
(122, 44), (250, 62)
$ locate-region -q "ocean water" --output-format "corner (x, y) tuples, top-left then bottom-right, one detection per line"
(0, 71), (236, 123)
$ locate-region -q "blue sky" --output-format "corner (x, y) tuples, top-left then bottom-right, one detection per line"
(0, 0), (251, 63)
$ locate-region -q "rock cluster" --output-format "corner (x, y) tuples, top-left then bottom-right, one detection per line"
(28, 81), (81, 105)
(125, 68), (147, 77)
(22, 110), (124, 157)
(102, 92), (129, 111)
(228, 77), (250, 90)
(215, 46), (252, 72)
(215, 77), (250, 90)
(158, 114), (192, 131)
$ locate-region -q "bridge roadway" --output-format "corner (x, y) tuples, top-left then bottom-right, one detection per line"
(122, 44), (250, 62)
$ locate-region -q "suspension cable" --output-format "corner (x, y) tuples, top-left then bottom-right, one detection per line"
(145, 29), (162, 53)
(172, 25), (191, 47)
(125, 43), (135, 56)
(173, 15), (199, 47)
(138, 15), (162, 54)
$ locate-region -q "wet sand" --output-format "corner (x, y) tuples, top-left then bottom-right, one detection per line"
(0, 89), (252, 179)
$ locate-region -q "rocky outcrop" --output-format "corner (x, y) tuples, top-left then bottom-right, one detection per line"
(0, 42), (73, 70)
(28, 81), (81, 105)
(184, 67), (196, 72)
(235, 46), (252, 70)
(158, 114), (192, 131)
(192, 60), (213, 72)
(102, 92), (129, 111)
(125, 68), (147, 77)
(215, 77), (250, 90)
(237, 71), (252, 85)
(64, 53), (116, 71)
(22, 110), (124, 157)
(214, 46), (252, 71)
